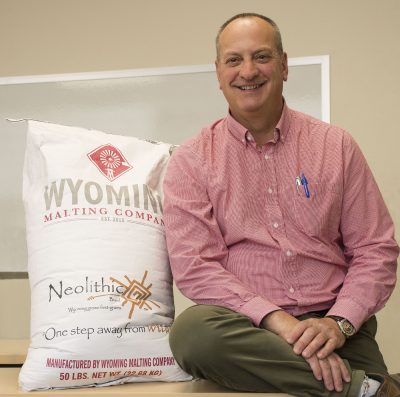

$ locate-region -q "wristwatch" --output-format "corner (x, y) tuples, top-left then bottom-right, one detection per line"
(327, 316), (356, 338)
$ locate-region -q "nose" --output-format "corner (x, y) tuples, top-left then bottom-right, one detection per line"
(239, 60), (258, 80)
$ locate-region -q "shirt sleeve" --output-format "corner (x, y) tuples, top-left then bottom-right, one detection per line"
(163, 143), (280, 326)
(326, 133), (399, 330)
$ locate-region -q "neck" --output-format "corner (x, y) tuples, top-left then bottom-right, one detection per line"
(231, 99), (284, 146)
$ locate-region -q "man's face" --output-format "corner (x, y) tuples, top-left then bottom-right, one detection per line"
(216, 17), (288, 122)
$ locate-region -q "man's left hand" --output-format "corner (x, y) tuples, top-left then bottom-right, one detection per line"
(286, 317), (345, 359)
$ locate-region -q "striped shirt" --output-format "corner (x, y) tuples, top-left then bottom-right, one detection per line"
(163, 104), (398, 330)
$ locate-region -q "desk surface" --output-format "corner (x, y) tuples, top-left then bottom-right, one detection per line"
(0, 341), (292, 396)
(0, 339), (29, 364)
(0, 368), (292, 396)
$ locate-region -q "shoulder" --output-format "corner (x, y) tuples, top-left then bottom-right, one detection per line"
(291, 108), (342, 135)
(170, 117), (227, 164)
(288, 107), (355, 147)
(164, 118), (228, 196)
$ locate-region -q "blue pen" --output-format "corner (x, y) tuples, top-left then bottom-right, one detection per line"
(301, 172), (310, 198)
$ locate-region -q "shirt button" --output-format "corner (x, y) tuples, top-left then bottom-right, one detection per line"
(264, 154), (269, 160)
(286, 250), (292, 257)
(273, 222), (279, 229)
(289, 287), (295, 294)
(268, 187), (273, 194)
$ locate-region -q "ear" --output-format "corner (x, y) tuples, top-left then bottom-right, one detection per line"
(281, 52), (289, 82)
(215, 60), (223, 89)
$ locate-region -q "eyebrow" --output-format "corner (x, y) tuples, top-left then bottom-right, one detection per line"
(221, 47), (275, 58)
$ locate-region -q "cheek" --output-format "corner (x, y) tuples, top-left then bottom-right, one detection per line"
(262, 65), (276, 78)
(260, 62), (280, 75)
(218, 68), (238, 87)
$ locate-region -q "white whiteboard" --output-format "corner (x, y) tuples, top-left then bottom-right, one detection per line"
(0, 56), (329, 275)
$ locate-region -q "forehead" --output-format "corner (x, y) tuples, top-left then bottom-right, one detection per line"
(218, 17), (277, 54)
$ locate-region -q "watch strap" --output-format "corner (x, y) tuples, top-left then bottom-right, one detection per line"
(327, 316), (356, 338)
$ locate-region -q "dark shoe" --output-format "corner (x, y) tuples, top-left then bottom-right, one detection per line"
(368, 373), (400, 397)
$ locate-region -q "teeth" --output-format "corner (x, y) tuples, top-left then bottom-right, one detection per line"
(240, 85), (259, 90)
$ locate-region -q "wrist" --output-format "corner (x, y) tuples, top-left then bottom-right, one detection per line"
(326, 316), (356, 338)
(261, 310), (299, 339)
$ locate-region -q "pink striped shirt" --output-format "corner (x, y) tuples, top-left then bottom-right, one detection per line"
(163, 104), (398, 330)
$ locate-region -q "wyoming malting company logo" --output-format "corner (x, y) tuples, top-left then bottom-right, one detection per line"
(87, 144), (132, 181)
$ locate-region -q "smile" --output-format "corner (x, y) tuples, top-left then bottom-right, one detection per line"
(236, 82), (265, 91)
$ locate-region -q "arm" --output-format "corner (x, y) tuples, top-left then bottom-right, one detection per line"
(326, 133), (398, 329)
(163, 144), (279, 326)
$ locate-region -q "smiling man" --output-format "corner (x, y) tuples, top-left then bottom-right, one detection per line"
(163, 13), (399, 397)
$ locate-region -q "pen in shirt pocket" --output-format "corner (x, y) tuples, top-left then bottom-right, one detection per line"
(295, 173), (311, 198)
(301, 172), (310, 198)
(295, 176), (302, 193)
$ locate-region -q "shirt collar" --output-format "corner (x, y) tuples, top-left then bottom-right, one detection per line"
(226, 100), (292, 146)
(275, 101), (291, 143)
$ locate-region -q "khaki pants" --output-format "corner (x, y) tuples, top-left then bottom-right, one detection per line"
(170, 305), (388, 397)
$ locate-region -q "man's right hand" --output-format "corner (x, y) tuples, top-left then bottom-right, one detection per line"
(261, 310), (350, 392)
(305, 352), (350, 392)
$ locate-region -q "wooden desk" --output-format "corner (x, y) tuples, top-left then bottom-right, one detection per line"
(0, 340), (292, 396)
(0, 368), (292, 396)
(0, 339), (29, 365)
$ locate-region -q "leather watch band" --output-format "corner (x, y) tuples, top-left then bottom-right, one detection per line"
(327, 316), (356, 338)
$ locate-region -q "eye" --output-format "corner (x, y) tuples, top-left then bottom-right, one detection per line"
(225, 57), (241, 66)
(255, 53), (272, 63)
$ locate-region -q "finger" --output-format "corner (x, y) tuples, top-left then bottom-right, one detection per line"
(306, 355), (322, 382)
(286, 321), (308, 344)
(327, 355), (343, 392)
(319, 358), (334, 391)
(316, 338), (337, 359)
(302, 333), (330, 358)
(293, 328), (318, 355)
(338, 355), (351, 383)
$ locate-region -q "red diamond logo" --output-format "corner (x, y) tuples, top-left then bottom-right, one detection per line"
(87, 144), (132, 181)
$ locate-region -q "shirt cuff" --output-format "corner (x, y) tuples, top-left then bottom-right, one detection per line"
(239, 296), (281, 327)
(326, 298), (368, 330)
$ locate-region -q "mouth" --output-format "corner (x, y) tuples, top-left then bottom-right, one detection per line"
(235, 82), (265, 91)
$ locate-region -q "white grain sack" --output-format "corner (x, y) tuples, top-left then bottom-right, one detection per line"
(19, 121), (191, 390)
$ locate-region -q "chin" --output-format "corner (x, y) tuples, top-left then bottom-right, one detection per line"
(234, 104), (264, 115)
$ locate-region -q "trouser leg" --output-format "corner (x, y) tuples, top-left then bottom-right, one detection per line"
(170, 305), (375, 397)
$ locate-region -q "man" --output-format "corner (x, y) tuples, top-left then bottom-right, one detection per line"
(163, 13), (399, 397)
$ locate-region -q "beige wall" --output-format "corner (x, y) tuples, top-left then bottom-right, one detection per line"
(1, 0), (399, 372)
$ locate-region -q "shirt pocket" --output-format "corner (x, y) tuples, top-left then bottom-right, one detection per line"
(291, 181), (342, 239)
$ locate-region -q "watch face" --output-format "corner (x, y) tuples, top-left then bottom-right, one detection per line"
(340, 319), (355, 336)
